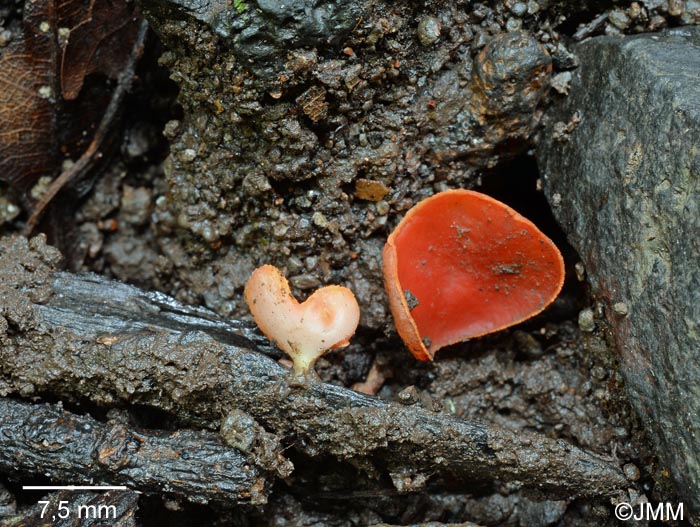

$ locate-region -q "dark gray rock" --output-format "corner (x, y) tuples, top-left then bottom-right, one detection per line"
(537, 27), (700, 511)
(141, 0), (366, 77)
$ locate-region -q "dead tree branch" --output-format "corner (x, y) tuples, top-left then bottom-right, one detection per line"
(0, 245), (628, 499)
(0, 397), (271, 505)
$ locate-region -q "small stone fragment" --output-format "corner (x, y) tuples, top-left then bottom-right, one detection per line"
(0, 29), (12, 47)
(221, 409), (257, 453)
(509, 2), (528, 16)
(397, 385), (419, 405)
(180, 148), (197, 162)
(608, 9), (631, 30)
(417, 16), (441, 47)
(242, 172), (271, 197)
(613, 302), (629, 317)
(0, 195), (20, 226)
(289, 274), (322, 290)
(551, 72), (572, 95)
(312, 212), (329, 228)
(506, 17), (523, 32)
(404, 289), (419, 310)
(30, 176), (53, 201)
(578, 308), (595, 333)
(375, 200), (390, 216)
(623, 463), (641, 481)
(120, 186), (152, 226)
(354, 178), (390, 202)
(38, 86), (52, 99)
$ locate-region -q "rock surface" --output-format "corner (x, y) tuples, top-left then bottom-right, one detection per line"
(537, 27), (700, 511)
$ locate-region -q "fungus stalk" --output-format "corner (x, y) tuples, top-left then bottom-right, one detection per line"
(244, 265), (360, 380)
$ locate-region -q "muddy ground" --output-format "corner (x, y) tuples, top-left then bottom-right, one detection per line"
(1, 0), (697, 525)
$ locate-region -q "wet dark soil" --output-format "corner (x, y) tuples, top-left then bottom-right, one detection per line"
(2, 0), (698, 525)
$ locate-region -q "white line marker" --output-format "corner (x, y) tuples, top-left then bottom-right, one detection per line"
(23, 486), (128, 491)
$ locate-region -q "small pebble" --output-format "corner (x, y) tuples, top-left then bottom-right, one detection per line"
(649, 14), (667, 30)
(312, 212), (329, 228)
(591, 365), (607, 381)
(289, 274), (321, 290)
(376, 200), (390, 216)
(397, 385), (419, 405)
(668, 0), (684, 16)
(272, 224), (289, 238)
(180, 148), (197, 162)
(627, 2), (642, 19)
(0, 29), (12, 47)
(608, 9), (631, 29)
(220, 410), (257, 453)
(614, 426), (629, 439)
(509, 2), (528, 16)
(624, 463), (641, 481)
(551, 71), (572, 95)
(527, 0), (540, 14)
(162, 120), (180, 139)
(242, 172), (271, 196)
(613, 302), (629, 316)
(506, 17), (523, 31)
(38, 85), (52, 99)
(417, 16), (441, 47)
(120, 186), (152, 226)
(578, 308), (595, 332)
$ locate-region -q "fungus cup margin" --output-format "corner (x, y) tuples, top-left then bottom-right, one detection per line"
(382, 189), (565, 362)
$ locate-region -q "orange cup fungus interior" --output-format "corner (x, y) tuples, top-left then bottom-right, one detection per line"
(382, 189), (565, 361)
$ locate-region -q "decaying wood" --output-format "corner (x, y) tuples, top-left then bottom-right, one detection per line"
(0, 260), (628, 500)
(0, 398), (270, 505)
(1, 489), (138, 527)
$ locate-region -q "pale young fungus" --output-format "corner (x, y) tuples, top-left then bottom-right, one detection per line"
(244, 265), (360, 378)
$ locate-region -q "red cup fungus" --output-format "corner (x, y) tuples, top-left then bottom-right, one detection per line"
(382, 189), (565, 361)
(244, 265), (360, 378)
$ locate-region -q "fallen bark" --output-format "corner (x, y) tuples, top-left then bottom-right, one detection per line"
(1, 489), (138, 527)
(0, 398), (272, 505)
(0, 237), (628, 500)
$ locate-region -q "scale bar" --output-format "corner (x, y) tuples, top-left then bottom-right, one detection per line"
(23, 486), (128, 491)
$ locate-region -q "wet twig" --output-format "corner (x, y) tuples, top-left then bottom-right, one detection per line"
(0, 397), (271, 505)
(0, 266), (630, 500)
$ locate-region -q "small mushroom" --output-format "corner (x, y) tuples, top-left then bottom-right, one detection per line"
(244, 265), (360, 379)
(382, 189), (565, 361)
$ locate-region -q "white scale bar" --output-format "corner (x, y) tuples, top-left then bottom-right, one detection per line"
(23, 486), (128, 490)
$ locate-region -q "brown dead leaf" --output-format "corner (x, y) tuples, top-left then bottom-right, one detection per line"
(60, 0), (141, 100)
(296, 85), (329, 123)
(0, 0), (141, 203)
(0, 0), (58, 197)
